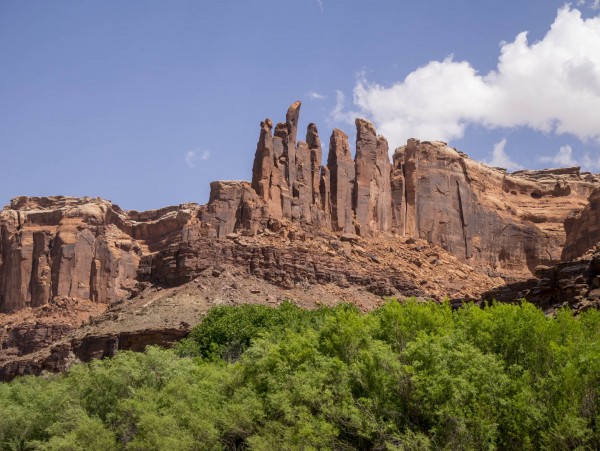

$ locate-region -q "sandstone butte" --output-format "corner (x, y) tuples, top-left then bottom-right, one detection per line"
(2, 101), (600, 380)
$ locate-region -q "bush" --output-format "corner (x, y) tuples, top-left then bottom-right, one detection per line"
(1, 300), (599, 449)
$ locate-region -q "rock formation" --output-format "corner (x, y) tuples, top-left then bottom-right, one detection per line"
(389, 141), (598, 277)
(0, 196), (199, 313)
(2, 100), (600, 380)
(226, 104), (598, 278)
(563, 187), (600, 261)
(483, 246), (600, 314)
(327, 129), (355, 233)
(307, 123), (322, 206)
(3, 102), (599, 314)
(354, 118), (392, 235)
(1, 229), (501, 380)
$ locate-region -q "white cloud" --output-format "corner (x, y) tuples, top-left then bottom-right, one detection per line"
(328, 90), (358, 124)
(540, 145), (578, 167)
(334, 6), (600, 151)
(578, 0), (600, 9)
(185, 150), (210, 168)
(185, 151), (195, 168)
(307, 90), (326, 100)
(486, 138), (523, 171)
(316, 0), (324, 12)
(583, 153), (600, 170)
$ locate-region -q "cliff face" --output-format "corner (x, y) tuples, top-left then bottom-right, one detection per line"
(483, 248), (600, 314)
(563, 188), (600, 261)
(1, 229), (501, 380)
(2, 101), (600, 379)
(2, 101), (599, 316)
(390, 142), (598, 276)
(0, 196), (199, 313)
(206, 102), (599, 278)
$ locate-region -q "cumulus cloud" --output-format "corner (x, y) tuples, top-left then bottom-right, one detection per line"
(329, 90), (360, 124)
(486, 139), (523, 171)
(184, 150), (210, 168)
(307, 90), (326, 100)
(335, 6), (600, 150)
(540, 145), (578, 166)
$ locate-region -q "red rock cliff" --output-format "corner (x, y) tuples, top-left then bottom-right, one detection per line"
(2, 102), (599, 316)
(562, 187), (600, 261)
(209, 103), (599, 278)
(0, 196), (199, 312)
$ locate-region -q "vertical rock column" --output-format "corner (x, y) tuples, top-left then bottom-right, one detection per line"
(403, 139), (420, 237)
(353, 118), (392, 235)
(0, 227), (33, 311)
(30, 231), (51, 307)
(251, 118), (290, 219)
(292, 140), (313, 222)
(285, 102), (314, 223)
(307, 123), (322, 206)
(375, 136), (393, 231)
(391, 147), (406, 232)
(327, 129), (355, 233)
(249, 102), (333, 227)
(284, 101), (301, 192)
(251, 119), (274, 203)
(272, 123), (292, 218)
(307, 123), (328, 225)
(320, 166), (331, 218)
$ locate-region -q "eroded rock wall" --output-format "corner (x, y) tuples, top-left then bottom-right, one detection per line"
(390, 140), (598, 277)
(563, 188), (600, 261)
(4, 101), (600, 380)
(354, 119), (392, 235)
(3, 102), (600, 316)
(0, 197), (199, 313)
(328, 129), (355, 233)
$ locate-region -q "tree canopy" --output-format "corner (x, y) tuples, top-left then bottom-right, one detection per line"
(1, 300), (599, 450)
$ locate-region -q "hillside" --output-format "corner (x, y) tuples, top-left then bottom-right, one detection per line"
(2, 102), (600, 380)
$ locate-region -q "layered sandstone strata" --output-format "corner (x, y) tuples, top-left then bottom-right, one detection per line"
(483, 246), (600, 314)
(1, 229), (501, 380)
(2, 102), (599, 317)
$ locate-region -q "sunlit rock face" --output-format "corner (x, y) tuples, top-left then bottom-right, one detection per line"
(563, 188), (600, 261)
(0, 196), (199, 312)
(3, 102), (600, 315)
(390, 141), (598, 277)
(3, 101), (600, 380)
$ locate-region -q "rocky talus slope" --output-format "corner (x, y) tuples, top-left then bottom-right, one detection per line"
(2, 101), (600, 379)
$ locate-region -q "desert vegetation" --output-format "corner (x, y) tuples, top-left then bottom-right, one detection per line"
(1, 300), (599, 450)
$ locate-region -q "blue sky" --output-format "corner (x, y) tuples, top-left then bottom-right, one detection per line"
(1, 0), (599, 210)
